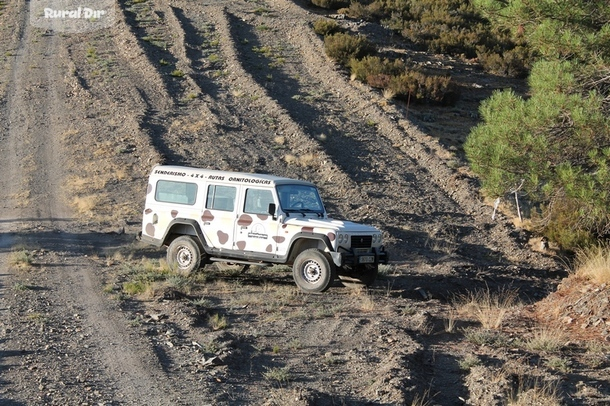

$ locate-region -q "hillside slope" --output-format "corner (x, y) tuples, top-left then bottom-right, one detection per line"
(1, 0), (608, 405)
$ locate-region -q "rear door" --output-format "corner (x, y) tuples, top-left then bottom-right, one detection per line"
(201, 183), (237, 250)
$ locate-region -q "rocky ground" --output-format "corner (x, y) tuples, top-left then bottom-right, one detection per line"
(0, 0), (609, 405)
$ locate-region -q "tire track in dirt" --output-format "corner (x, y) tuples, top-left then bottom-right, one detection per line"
(208, 6), (464, 261)
(0, 0), (72, 228)
(0, 2), (196, 404)
(157, 2), (340, 176)
(207, 6), (375, 213)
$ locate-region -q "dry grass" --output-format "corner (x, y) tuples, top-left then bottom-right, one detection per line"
(443, 308), (458, 333)
(457, 286), (519, 329)
(170, 118), (209, 134)
(574, 244), (610, 284)
(459, 354), (481, 371)
(524, 327), (567, 353)
(283, 152), (320, 168)
(262, 366), (291, 384)
(209, 313), (228, 330)
(71, 194), (99, 214)
(508, 379), (562, 406)
(357, 293), (376, 312)
(66, 175), (107, 193)
(9, 250), (32, 270)
(283, 154), (298, 165)
(9, 189), (31, 207)
(484, 360), (564, 405)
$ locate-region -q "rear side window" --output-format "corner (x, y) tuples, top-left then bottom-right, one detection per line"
(155, 180), (197, 205)
(206, 185), (236, 211)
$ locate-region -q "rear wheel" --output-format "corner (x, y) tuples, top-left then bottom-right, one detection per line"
(292, 248), (335, 293)
(167, 236), (201, 275)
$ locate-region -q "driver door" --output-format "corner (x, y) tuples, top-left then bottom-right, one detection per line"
(234, 188), (279, 255)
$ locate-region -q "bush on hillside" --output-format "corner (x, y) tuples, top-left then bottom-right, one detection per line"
(348, 56), (404, 83)
(313, 18), (342, 37)
(375, 0), (533, 77)
(388, 70), (459, 105)
(310, 0), (349, 10)
(324, 32), (376, 66)
(338, 1), (384, 21)
(477, 45), (531, 78)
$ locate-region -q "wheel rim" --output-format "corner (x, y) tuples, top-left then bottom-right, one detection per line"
(301, 260), (322, 284)
(176, 246), (193, 269)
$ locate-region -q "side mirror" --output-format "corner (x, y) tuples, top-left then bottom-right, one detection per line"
(268, 203), (277, 219)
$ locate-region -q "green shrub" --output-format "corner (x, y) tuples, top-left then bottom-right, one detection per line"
(388, 70), (459, 105)
(535, 196), (597, 249)
(348, 56), (404, 83)
(324, 32), (376, 66)
(375, 0), (532, 77)
(313, 18), (342, 37)
(348, 55), (458, 103)
(477, 41), (532, 78)
(465, 60), (610, 249)
(393, 0), (490, 58)
(338, 1), (384, 21)
(310, 0), (349, 10)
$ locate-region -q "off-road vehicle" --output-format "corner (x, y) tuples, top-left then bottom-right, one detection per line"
(140, 165), (388, 293)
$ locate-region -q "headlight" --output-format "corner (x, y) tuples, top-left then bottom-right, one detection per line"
(338, 234), (344, 244)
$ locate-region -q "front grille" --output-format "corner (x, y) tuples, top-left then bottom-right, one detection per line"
(350, 235), (372, 249)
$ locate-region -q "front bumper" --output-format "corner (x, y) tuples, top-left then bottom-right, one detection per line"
(330, 247), (388, 268)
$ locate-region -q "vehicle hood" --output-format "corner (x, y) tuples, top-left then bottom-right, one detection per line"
(283, 217), (379, 234)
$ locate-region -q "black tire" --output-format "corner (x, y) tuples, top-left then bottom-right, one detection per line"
(338, 264), (378, 288)
(292, 248), (335, 293)
(167, 236), (201, 275)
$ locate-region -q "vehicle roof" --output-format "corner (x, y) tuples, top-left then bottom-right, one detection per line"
(150, 165), (315, 187)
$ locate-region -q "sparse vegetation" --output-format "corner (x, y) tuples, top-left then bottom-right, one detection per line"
(324, 32), (375, 66)
(262, 366), (291, 384)
(459, 354), (481, 371)
(12, 282), (30, 291)
(170, 69), (185, 78)
(544, 356), (572, 374)
(574, 244), (610, 284)
(209, 313), (228, 330)
(312, 18), (342, 37)
(524, 328), (566, 353)
(457, 286), (519, 330)
(4, 0), (610, 404)
(9, 250), (32, 270)
(508, 378), (562, 406)
(463, 327), (511, 347)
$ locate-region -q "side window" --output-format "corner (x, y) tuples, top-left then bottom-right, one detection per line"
(206, 185), (236, 211)
(155, 180), (197, 205)
(244, 189), (274, 215)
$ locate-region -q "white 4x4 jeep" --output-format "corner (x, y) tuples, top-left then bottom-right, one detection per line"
(140, 165), (388, 293)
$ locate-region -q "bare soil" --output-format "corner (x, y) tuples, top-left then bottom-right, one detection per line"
(0, 0), (609, 405)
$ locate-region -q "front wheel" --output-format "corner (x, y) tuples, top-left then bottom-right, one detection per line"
(167, 236), (201, 275)
(292, 248), (335, 293)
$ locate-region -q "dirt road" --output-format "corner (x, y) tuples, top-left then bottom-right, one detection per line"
(1, 0), (608, 404)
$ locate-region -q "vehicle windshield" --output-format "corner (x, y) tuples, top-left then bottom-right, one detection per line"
(276, 184), (324, 214)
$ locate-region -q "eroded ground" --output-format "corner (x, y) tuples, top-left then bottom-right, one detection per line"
(0, 0), (608, 405)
